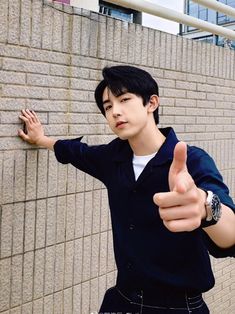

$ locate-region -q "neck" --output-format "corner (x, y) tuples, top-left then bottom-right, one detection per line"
(129, 124), (166, 156)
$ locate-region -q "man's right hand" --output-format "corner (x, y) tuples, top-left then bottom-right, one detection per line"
(18, 109), (56, 150)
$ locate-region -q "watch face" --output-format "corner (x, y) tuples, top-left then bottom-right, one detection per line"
(211, 194), (222, 221)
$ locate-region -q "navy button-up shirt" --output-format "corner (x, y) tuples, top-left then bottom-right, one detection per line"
(54, 127), (235, 293)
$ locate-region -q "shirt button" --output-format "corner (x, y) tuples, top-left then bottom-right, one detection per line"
(129, 224), (135, 230)
(127, 262), (132, 269)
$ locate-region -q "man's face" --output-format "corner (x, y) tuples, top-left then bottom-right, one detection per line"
(102, 87), (151, 140)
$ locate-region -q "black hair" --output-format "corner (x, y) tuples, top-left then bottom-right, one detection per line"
(94, 65), (159, 124)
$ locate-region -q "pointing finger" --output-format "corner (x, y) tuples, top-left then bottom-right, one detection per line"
(171, 142), (187, 175)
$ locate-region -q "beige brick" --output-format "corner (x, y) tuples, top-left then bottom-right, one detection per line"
(82, 236), (91, 281)
(8, 0), (20, 44)
(163, 88), (186, 98)
(2, 151), (14, 204)
(22, 251), (34, 303)
(197, 100), (215, 108)
(0, 70), (26, 84)
(10, 307), (21, 314)
(24, 201), (35, 252)
(165, 33), (172, 70)
(84, 191), (93, 236)
(26, 150), (37, 200)
(63, 287), (73, 314)
(176, 35), (183, 72)
(141, 27), (149, 66)
(20, 0), (31, 46)
(66, 194), (76, 240)
(54, 244), (64, 292)
(54, 291), (63, 314)
(106, 18), (114, 60)
(12, 203), (24, 255)
(92, 190), (101, 234)
(34, 249), (45, 299)
(81, 281), (90, 314)
(64, 241), (74, 288)
(170, 35), (177, 70)
(175, 116), (196, 125)
(20, 302), (33, 314)
(44, 294), (53, 314)
(48, 151), (58, 197)
(73, 284), (82, 314)
(99, 232), (108, 276)
(163, 107), (186, 116)
(120, 21), (128, 63)
(53, 11), (63, 51)
(14, 151), (26, 202)
(36, 149), (48, 198)
(176, 81), (196, 90)
(187, 91), (206, 100)
(3, 58), (49, 74)
(45, 246), (55, 295)
(91, 234), (99, 278)
(98, 275), (107, 306)
(89, 13), (99, 58)
(56, 196), (66, 243)
(2, 85), (49, 99)
(11, 255), (22, 307)
(0, 258), (11, 311)
(46, 197), (56, 246)
(0, 2), (8, 43)
(107, 230), (115, 272)
(0, 205), (13, 258)
(90, 278), (99, 313)
(31, 0), (42, 48)
(74, 239), (83, 285)
(35, 199), (46, 249)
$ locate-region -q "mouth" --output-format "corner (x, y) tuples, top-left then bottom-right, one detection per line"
(116, 121), (127, 128)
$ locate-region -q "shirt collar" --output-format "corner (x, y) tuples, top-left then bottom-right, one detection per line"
(113, 127), (179, 165)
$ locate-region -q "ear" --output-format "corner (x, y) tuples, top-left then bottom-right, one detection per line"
(147, 95), (159, 113)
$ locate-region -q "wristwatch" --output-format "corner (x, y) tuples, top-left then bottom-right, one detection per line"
(201, 190), (222, 228)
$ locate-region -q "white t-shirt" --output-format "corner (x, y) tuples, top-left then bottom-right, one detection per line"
(132, 151), (157, 180)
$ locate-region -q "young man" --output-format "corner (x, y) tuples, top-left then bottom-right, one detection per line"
(19, 66), (235, 314)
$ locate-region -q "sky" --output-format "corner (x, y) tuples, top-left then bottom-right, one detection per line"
(142, 0), (185, 34)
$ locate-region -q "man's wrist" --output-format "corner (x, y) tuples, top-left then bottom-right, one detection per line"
(198, 188), (207, 220)
(36, 136), (56, 150)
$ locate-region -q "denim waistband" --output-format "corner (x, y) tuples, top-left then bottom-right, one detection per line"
(116, 286), (204, 311)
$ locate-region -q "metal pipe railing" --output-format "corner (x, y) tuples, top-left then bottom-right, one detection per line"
(106, 0), (235, 40)
(193, 0), (235, 19)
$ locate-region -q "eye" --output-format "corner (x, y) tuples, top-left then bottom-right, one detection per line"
(104, 105), (112, 111)
(121, 97), (130, 103)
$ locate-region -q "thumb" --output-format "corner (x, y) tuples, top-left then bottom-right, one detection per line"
(18, 129), (30, 142)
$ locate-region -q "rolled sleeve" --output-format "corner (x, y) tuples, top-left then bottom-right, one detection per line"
(54, 137), (110, 184)
(188, 146), (235, 258)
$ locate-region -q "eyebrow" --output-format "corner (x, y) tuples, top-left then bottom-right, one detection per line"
(102, 99), (110, 106)
(102, 91), (127, 106)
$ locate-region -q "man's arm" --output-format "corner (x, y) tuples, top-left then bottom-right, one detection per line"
(202, 202), (235, 249)
(18, 109), (56, 150)
(154, 142), (235, 250)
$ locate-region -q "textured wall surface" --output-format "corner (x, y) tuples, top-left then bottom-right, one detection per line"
(0, 1), (234, 313)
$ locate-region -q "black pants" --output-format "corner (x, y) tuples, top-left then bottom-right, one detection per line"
(99, 286), (210, 314)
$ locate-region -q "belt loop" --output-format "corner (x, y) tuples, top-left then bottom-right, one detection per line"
(140, 290), (143, 314)
(185, 293), (192, 314)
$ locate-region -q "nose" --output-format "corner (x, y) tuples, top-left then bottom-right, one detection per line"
(112, 103), (122, 118)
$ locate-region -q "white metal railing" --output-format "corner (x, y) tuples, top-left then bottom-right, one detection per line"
(193, 0), (235, 19)
(105, 0), (235, 40)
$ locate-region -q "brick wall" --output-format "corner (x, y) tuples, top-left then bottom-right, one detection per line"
(0, 0), (234, 313)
